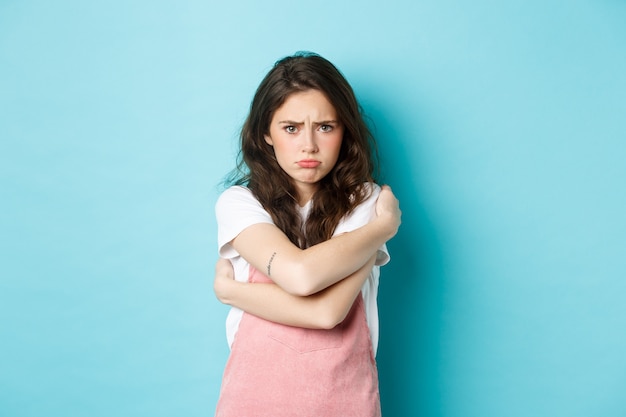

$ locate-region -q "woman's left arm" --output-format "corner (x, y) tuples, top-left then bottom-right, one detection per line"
(214, 256), (376, 329)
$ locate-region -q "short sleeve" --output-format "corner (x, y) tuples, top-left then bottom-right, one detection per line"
(215, 186), (274, 259)
(334, 183), (390, 266)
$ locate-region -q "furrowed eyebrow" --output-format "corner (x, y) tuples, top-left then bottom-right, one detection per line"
(277, 120), (339, 125)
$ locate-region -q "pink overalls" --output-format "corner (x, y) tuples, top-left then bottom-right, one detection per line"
(215, 266), (381, 417)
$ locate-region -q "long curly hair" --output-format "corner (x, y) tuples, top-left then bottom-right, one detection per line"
(227, 52), (379, 248)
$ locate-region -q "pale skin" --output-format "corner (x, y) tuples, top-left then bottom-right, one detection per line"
(214, 186), (400, 329)
(214, 89), (401, 329)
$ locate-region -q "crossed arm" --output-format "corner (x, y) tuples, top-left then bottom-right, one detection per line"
(213, 185), (401, 329)
(228, 185), (400, 296)
(214, 255), (376, 329)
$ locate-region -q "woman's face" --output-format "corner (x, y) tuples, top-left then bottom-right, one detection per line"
(264, 89), (344, 205)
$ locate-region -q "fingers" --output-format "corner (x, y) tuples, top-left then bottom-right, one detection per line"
(215, 257), (235, 278)
(214, 258), (236, 303)
(377, 184), (399, 210)
(375, 184), (402, 233)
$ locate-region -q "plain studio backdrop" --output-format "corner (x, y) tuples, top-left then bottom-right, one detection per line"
(1, 1), (625, 416)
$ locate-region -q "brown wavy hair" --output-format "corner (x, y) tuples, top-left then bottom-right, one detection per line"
(227, 52), (379, 248)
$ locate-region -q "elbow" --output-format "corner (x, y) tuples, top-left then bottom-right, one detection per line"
(316, 314), (345, 330)
(283, 263), (321, 297)
(290, 283), (319, 297)
(313, 307), (348, 330)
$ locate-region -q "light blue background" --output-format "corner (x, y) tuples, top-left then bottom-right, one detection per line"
(1, 1), (625, 416)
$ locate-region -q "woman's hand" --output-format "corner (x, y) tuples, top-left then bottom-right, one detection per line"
(376, 185), (402, 238)
(214, 258), (236, 304)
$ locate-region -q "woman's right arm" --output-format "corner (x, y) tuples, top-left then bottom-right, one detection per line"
(214, 256), (376, 329)
(229, 185), (400, 296)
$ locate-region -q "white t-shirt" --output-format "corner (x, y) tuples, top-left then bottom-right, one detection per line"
(215, 183), (390, 354)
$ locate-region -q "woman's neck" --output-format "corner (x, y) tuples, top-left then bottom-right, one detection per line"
(295, 184), (317, 207)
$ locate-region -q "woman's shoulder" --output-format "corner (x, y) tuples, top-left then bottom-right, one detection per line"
(215, 185), (273, 226)
(219, 184), (251, 197)
(334, 183), (380, 234)
(358, 182), (381, 203)
(217, 185), (254, 202)
(216, 185), (262, 211)
(365, 181), (381, 192)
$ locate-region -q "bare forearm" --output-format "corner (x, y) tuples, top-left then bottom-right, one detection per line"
(294, 216), (395, 293)
(231, 185), (400, 296)
(216, 257), (376, 329)
(234, 214), (395, 296)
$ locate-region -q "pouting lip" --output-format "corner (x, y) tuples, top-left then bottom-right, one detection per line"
(297, 159), (321, 168)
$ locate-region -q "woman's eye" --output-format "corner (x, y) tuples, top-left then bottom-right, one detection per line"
(319, 124), (333, 132)
(285, 126), (297, 133)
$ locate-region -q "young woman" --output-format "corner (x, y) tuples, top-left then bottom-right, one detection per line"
(213, 52), (401, 417)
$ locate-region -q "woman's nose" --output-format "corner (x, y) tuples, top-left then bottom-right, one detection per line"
(302, 129), (318, 152)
